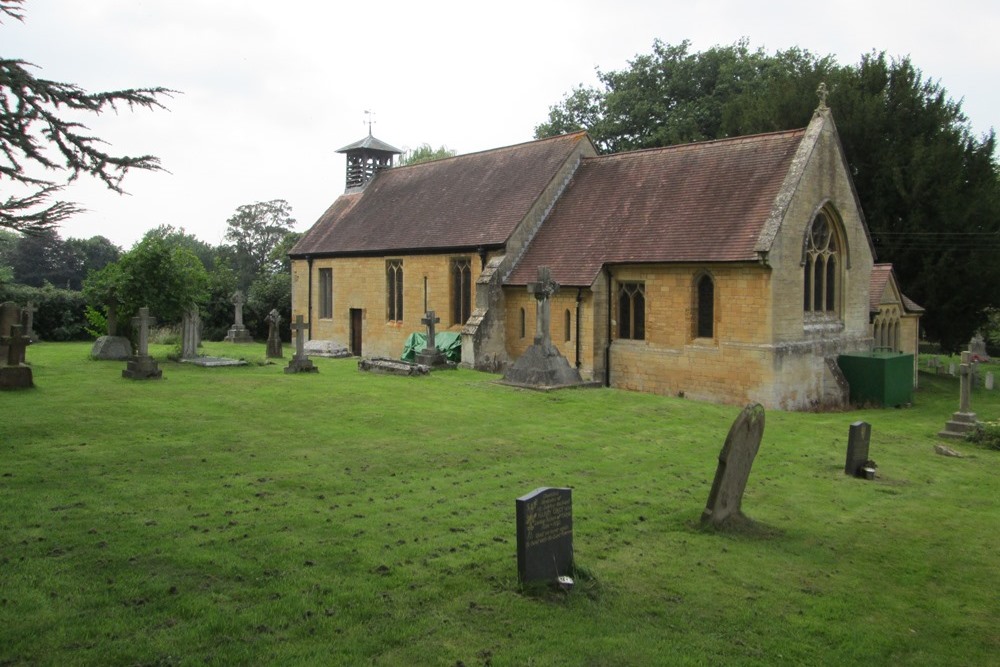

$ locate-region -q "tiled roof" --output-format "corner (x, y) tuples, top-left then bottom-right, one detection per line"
(290, 132), (590, 257)
(336, 134), (403, 154)
(506, 129), (807, 286)
(870, 263), (924, 313)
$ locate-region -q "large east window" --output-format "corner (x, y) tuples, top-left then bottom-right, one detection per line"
(617, 282), (645, 340)
(451, 258), (472, 325)
(803, 211), (841, 314)
(386, 260), (403, 322)
(318, 268), (333, 319)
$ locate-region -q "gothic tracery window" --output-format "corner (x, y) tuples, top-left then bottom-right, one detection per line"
(803, 211), (841, 315)
(618, 282), (645, 340)
(386, 260), (403, 322)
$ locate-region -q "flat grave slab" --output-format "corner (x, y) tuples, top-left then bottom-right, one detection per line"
(180, 356), (248, 367)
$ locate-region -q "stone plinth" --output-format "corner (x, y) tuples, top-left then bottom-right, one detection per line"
(284, 357), (318, 374)
(0, 364), (33, 390)
(122, 355), (162, 380)
(502, 342), (583, 388)
(358, 357), (429, 376)
(224, 324), (253, 343)
(90, 335), (132, 361)
(938, 412), (978, 439)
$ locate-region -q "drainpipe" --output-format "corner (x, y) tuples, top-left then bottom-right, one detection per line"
(604, 266), (612, 387)
(575, 288), (582, 369)
(307, 256), (314, 339)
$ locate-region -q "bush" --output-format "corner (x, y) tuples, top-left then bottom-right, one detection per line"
(0, 283), (89, 341)
(966, 420), (1000, 451)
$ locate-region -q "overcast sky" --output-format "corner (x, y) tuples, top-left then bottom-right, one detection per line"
(6, 0), (998, 249)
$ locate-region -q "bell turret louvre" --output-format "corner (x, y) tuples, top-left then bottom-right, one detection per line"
(336, 120), (402, 192)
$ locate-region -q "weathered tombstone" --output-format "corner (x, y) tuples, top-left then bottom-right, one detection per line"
(122, 307), (163, 380)
(845, 421), (872, 478)
(987, 372), (995, 391)
(948, 363), (956, 376)
(22, 301), (38, 342)
(266, 309), (283, 359)
(0, 324), (34, 390)
(515, 487), (573, 585)
(224, 290), (253, 343)
(938, 351), (978, 439)
(502, 266), (584, 388)
(180, 305), (201, 359)
(0, 301), (21, 362)
(701, 403), (765, 527)
(415, 310), (445, 367)
(969, 333), (990, 361)
(91, 300), (132, 360)
(285, 315), (318, 374)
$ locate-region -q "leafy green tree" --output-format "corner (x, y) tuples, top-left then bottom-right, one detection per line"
(400, 144), (456, 166)
(223, 199), (296, 290)
(536, 40), (1000, 352)
(0, 0), (172, 234)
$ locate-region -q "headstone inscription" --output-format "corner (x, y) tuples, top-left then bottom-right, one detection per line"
(845, 421), (872, 478)
(266, 309), (283, 359)
(415, 310), (445, 367)
(938, 351), (978, 439)
(122, 307), (162, 380)
(701, 403), (766, 527)
(181, 305), (201, 359)
(0, 323), (34, 390)
(515, 487), (573, 585)
(285, 315), (318, 374)
(224, 290), (253, 343)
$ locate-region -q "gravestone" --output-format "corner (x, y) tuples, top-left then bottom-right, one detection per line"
(844, 421), (872, 477)
(266, 309), (283, 359)
(701, 403), (765, 527)
(969, 333), (990, 361)
(180, 305), (201, 359)
(91, 300), (132, 360)
(415, 310), (445, 367)
(285, 315), (318, 374)
(224, 290), (253, 343)
(0, 324), (34, 390)
(516, 487), (573, 584)
(22, 301), (38, 342)
(502, 266), (584, 388)
(358, 357), (430, 376)
(122, 307), (162, 380)
(938, 351), (978, 439)
(948, 363), (956, 376)
(0, 301), (21, 362)
(987, 372), (995, 391)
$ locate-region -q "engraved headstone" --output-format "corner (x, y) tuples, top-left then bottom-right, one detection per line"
(516, 487), (573, 584)
(0, 323), (34, 390)
(122, 307), (162, 380)
(701, 403), (765, 527)
(845, 421), (872, 477)
(266, 309), (283, 358)
(938, 351), (978, 439)
(181, 305), (201, 359)
(285, 315), (318, 374)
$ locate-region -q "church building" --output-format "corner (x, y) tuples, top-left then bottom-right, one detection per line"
(289, 100), (921, 410)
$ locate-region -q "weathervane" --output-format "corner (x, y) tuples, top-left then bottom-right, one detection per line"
(364, 109), (376, 136)
(816, 82), (829, 109)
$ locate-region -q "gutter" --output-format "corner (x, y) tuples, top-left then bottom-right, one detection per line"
(604, 266), (612, 387)
(575, 288), (582, 369)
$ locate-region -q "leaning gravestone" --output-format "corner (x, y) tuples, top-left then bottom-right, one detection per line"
(844, 421), (872, 478)
(285, 315), (318, 374)
(0, 323), (34, 390)
(516, 487), (573, 585)
(122, 307), (163, 380)
(701, 403), (765, 528)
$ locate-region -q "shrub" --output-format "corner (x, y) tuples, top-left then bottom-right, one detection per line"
(966, 420), (1000, 451)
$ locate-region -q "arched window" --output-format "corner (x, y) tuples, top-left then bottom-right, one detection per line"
(617, 282), (645, 340)
(695, 273), (714, 338)
(803, 210), (842, 315)
(564, 309), (572, 342)
(519, 307), (526, 339)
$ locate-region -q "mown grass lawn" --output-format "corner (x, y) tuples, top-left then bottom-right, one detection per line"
(1, 342), (998, 666)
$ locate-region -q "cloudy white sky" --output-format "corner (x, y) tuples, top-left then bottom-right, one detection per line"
(5, 0), (998, 249)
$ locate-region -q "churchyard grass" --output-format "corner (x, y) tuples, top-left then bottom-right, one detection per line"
(2, 343), (998, 666)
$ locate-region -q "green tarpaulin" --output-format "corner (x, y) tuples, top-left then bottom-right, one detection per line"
(401, 331), (461, 363)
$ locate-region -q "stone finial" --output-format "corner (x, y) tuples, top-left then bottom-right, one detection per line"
(817, 82), (829, 109)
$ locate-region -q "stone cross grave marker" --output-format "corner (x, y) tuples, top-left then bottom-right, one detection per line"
(133, 307), (156, 357)
(938, 351), (978, 439)
(285, 315), (318, 374)
(701, 403), (766, 527)
(224, 290), (253, 343)
(0, 323), (34, 389)
(416, 310), (445, 366)
(232, 290), (245, 327)
(22, 301), (37, 342)
(527, 266), (559, 347)
(266, 309), (283, 358)
(122, 307), (162, 379)
(107, 300), (119, 336)
(0, 301), (20, 362)
(845, 421), (872, 478)
(181, 305), (201, 359)
(516, 487), (573, 585)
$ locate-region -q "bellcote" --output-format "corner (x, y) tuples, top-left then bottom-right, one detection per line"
(336, 133), (403, 192)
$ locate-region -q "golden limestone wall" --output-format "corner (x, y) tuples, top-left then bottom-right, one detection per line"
(600, 265), (775, 405)
(504, 288), (597, 379)
(291, 253), (484, 358)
